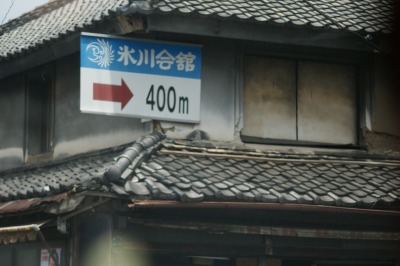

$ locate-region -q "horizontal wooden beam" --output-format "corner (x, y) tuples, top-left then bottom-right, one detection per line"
(115, 240), (400, 260)
(131, 200), (400, 217)
(121, 241), (264, 256)
(272, 246), (400, 260)
(129, 218), (400, 241)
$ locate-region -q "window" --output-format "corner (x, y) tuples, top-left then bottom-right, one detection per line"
(242, 56), (357, 146)
(25, 66), (54, 159)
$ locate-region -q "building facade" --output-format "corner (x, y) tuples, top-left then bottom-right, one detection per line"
(0, 0), (399, 265)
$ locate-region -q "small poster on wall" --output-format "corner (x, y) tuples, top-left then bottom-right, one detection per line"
(40, 248), (62, 266)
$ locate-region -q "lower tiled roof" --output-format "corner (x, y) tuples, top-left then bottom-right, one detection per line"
(0, 149), (114, 201)
(0, 132), (399, 211)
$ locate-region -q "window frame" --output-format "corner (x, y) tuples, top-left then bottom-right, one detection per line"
(236, 42), (372, 149)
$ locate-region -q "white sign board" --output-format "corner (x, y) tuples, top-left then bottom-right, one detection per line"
(80, 33), (202, 123)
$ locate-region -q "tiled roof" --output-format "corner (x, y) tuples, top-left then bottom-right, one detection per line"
(154, 0), (394, 34)
(0, 148), (114, 201)
(1, 132), (399, 211)
(0, 0), (394, 61)
(0, 0), (127, 60)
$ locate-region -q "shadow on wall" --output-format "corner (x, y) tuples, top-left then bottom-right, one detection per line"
(186, 129), (210, 141)
(0, 157), (24, 170)
(0, 147), (23, 170)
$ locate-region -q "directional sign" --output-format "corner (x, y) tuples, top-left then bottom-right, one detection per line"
(80, 33), (202, 123)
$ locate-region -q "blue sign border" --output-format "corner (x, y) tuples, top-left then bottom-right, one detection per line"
(80, 33), (202, 79)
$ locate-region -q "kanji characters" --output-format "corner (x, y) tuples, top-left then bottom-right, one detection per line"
(155, 49), (175, 70)
(137, 49), (155, 67)
(115, 45), (196, 72)
(117, 45), (136, 66)
(176, 52), (196, 72)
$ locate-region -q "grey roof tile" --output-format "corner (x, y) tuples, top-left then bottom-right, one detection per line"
(214, 182), (228, 190)
(144, 178), (157, 191)
(200, 187), (214, 199)
(165, 175), (180, 184)
(280, 193), (297, 203)
(170, 186), (185, 199)
(216, 189), (236, 201)
(299, 194), (314, 204)
(319, 195), (335, 206)
(177, 176), (191, 183)
(236, 184), (250, 192)
(260, 193), (279, 203)
(340, 196), (357, 207)
(124, 181), (150, 196)
(121, 166), (134, 180)
(154, 182), (172, 194)
(201, 178), (213, 185)
(361, 195), (378, 207)
(112, 184), (129, 196)
(240, 191), (256, 201)
(182, 189), (203, 202)
(293, 186), (308, 194)
(381, 195), (396, 204)
(192, 181), (206, 188)
(175, 182), (191, 190)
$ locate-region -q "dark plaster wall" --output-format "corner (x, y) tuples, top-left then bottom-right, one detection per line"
(0, 73), (25, 169)
(364, 54), (400, 154)
(372, 54), (400, 137)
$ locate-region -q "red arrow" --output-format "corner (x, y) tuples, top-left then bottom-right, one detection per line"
(93, 79), (133, 110)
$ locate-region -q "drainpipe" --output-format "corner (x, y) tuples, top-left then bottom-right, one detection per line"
(0, 224), (59, 266)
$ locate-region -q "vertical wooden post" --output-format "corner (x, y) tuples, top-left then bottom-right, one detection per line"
(106, 215), (112, 266)
(68, 216), (80, 266)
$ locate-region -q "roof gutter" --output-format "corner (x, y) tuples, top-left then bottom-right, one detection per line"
(129, 200), (400, 216)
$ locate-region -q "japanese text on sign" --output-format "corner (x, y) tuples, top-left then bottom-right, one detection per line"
(81, 35), (201, 80)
